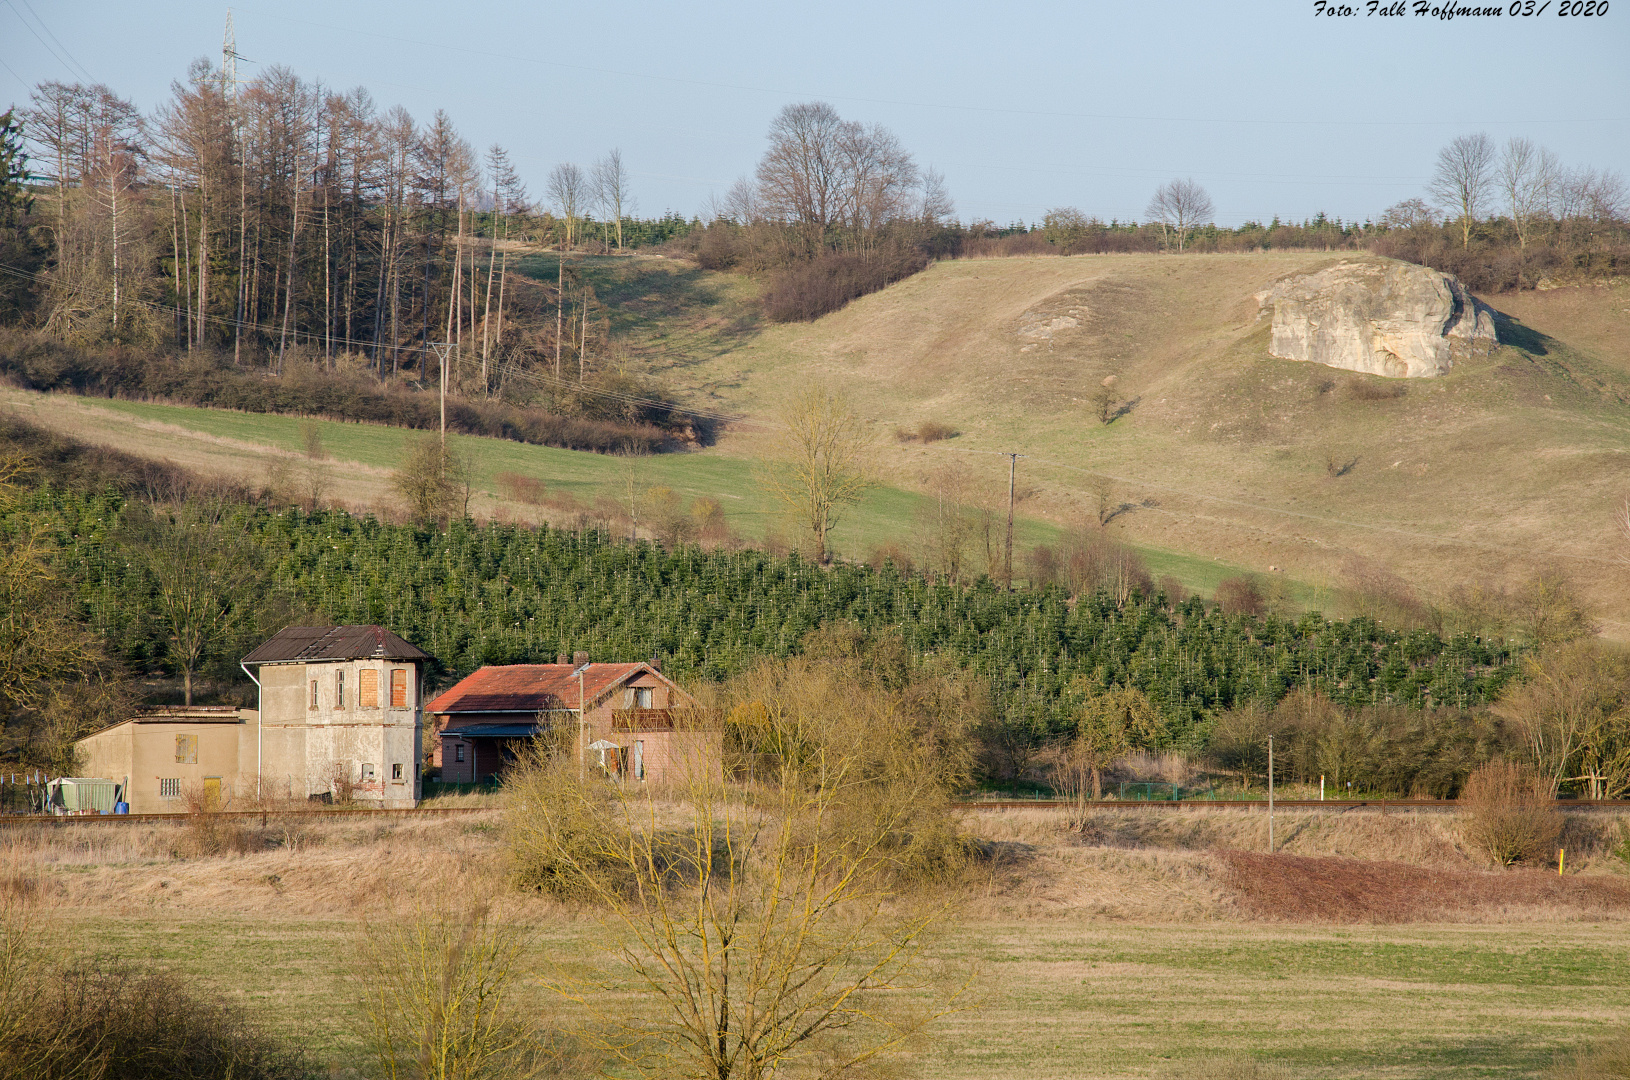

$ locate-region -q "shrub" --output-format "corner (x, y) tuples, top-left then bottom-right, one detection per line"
(0, 329), (695, 454)
(1157, 575), (1187, 605)
(2, 951), (310, 1080)
(504, 743), (634, 900)
(1214, 576), (1267, 617)
(761, 248), (929, 323)
(1549, 1030), (1630, 1080)
(1460, 760), (1561, 868)
(495, 471), (547, 505)
(915, 420), (957, 443)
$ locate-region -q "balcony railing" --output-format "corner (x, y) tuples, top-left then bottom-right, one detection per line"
(613, 708), (674, 732)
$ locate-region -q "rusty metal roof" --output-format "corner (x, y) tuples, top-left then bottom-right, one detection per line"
(426, 663), (689, 715)
(242, 626), (430, 665)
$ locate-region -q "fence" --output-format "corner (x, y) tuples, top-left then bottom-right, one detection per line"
(0, 772), (52, 815)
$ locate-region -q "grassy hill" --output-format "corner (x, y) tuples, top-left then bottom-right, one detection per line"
(2, 387), (1285, 599)
(551, 252), (1630, 632)
(13, 249), (1625, 626)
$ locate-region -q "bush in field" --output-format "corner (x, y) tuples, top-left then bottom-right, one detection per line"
(0, 901), (308, 1080)
(1214, 576), (1267, 617)
(1549, 1030), (1630, 1080)
(761, 248), (928, 323)
(1460, 760), (1561, 868)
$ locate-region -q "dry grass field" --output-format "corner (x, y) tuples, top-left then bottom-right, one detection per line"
(8, 804), (1630, 1079)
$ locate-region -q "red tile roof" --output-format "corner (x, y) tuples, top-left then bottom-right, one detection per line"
(426, 663), (686, 715)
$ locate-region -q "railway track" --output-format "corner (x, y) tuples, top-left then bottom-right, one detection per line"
(3, 798), (1628, 825)
(958, 798), (1630, 811)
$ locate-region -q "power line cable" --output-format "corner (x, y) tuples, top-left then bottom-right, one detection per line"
(14, 0), (96, 84)
(2, 0), (92, 85)
(233, 7), (1627, 130)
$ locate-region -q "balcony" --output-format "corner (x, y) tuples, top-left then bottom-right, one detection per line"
(613, 708), (674, 732)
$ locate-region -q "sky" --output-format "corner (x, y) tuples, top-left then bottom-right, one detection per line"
(2, 0), (1627, 228)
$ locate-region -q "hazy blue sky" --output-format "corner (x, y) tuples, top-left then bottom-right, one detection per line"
(3, 0), (1626, 226)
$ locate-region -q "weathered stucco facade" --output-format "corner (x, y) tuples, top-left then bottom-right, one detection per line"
(76, 706), (259, 814)
(75, 626), (430, 812)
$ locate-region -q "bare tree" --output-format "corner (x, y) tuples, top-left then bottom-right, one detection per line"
(758, 383), (874, 564)
(1498, 137), (1557, 249)
(356, 903), (552, 1080)
(1378, 197), (1435, 230)
(1428, 132), (1496, 248)
(755, 101), (848, 254)
(838, 121), (918, 244)
(590, 148), (630, 251)
(121, 499), (264, 706)
(508, 651), (973, 1079)
(1145, 178), (1213, 252)
(1557, 166), (1629, 225)
(920, 167), (954, 226)
(546, 162), (586, 248)
(916, 458), (977, 583)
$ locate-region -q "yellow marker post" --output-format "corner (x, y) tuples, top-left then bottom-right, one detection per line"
(1559, 848), (1565, 876)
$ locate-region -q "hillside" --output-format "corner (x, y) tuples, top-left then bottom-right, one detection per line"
(620, 253), (1630, 632)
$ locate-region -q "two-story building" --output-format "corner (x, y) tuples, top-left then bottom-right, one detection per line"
(427, 658), (712, 785)
(76, 625), (430, 812)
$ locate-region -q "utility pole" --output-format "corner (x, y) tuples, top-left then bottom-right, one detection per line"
(1268, 735), (1275, 854)
(1003, 452), (1024, 590)
(429, 342), (455, 474)
(555, 258), (564, 379)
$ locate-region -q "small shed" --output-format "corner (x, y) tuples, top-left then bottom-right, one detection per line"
(47, 777), (119, 814)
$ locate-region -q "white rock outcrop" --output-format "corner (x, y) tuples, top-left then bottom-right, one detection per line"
(1255, 260), (1496, 378)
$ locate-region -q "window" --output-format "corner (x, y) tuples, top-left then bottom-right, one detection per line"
(633, 687), (654, 709)
(175, 734), (197, 764)
(360, 763), (376, 781)
(454, 744), (465, 763)
(391, 763), (404, 782)
(359, 668), (380, 708)
(390, 668), (408, 708)
(336, 669), (346, 708)
(159, 778), (181, 799)
(634, 740), (645, 781)
(310, 679), (318, 709)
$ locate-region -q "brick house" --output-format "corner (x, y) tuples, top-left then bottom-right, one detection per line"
(426, 661), (713, 784)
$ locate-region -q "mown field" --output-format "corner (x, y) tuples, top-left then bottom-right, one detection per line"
(59, 912), (1630, 1080)
(16, 806), (1630, 1079)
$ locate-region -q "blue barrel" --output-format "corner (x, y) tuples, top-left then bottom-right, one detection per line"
(114, 802), (129, 815)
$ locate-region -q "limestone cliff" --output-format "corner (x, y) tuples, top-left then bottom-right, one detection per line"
(1255, 259), (1497, 378)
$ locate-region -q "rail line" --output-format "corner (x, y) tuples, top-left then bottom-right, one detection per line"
(2, 798), (1628, 825)
(957, 798), (1630, 811)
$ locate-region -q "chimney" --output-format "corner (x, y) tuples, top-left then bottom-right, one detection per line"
(573, 651), (590, 666)
(556, 653), (569, 665)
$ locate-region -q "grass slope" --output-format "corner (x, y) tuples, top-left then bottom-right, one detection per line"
(560, 252), (1630, 630)
(0, 386), (1288, 599)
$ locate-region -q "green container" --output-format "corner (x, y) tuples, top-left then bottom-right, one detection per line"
(52, 778), (118, 813)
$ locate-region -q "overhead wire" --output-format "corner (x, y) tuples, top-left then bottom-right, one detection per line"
(2, 0), (93, 85)
(234, 7), (1627, 130)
